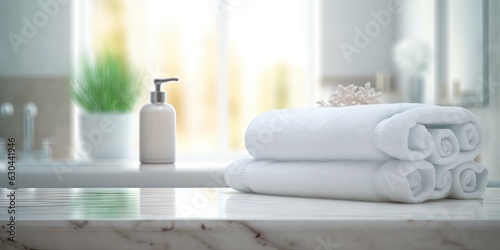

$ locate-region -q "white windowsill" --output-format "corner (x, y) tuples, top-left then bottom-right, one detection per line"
(2, 154), (499, 188)
(0, 155), (239, 188)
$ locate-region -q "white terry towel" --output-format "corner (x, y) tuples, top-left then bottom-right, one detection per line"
(425, 161), (489, 200)
(449, 161), (488, 199)
(428, 164), (455, 200)
(449, 123), (484, 165)
(426, 129), (460, 165)
(224, 159), (436, 203)
(245, 103), (484, 163)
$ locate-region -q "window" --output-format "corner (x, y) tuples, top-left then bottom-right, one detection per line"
(75, 0), (319, 156)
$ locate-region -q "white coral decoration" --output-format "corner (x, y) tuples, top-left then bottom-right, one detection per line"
(316, 82), (381, 107)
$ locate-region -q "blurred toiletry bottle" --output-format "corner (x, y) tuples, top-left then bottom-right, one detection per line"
(140, 78), (179, 163)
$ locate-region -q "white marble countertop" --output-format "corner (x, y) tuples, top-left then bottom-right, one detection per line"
(1, 187), (500, 250)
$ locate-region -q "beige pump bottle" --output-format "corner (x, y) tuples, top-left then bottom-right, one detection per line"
(140, 78), (179, 163)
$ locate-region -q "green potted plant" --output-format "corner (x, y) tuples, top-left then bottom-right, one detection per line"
(69, 51), (141, 159)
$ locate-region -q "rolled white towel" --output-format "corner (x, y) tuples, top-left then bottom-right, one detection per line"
(245, 103), (484, 162)
(452, 123), (480, 150)
(450, 123), (484, 164)
(428, 165), (453, 200)
(449, 161), (488, 199)
(426, 129), (460, 165)
(224, 159), (436, 203)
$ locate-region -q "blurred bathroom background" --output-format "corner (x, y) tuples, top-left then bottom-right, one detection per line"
(0, 0), (499, 179)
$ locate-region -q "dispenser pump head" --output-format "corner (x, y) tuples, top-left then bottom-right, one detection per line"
(151, 78), (179, 103)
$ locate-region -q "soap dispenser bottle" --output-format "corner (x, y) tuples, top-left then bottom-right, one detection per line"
(140, 78), (179, 163)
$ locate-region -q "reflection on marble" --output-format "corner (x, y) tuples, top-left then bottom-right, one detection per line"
(0, 188), (499, 249)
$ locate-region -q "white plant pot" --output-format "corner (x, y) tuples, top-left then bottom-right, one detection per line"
(78, 113), (133, 159)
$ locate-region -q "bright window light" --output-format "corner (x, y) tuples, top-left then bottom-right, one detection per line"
(75, 0), (318, 156)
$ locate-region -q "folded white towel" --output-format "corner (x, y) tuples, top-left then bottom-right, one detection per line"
(245, 103), (484, 163)
(428, 164), (454, 200)
(449, 161), (488, 199)
(225, 159), (436, 203)
(426, 129), (460, 165)
(413, 160), (489, 200)
(449, 123), (484, 165)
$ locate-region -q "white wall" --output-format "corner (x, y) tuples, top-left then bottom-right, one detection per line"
(0, 0), (73, 158)
(0, 0), (72, 76)
(321, 0), (398, 76)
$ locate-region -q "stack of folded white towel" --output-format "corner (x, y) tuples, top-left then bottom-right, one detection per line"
(224, 103), (488, 203)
